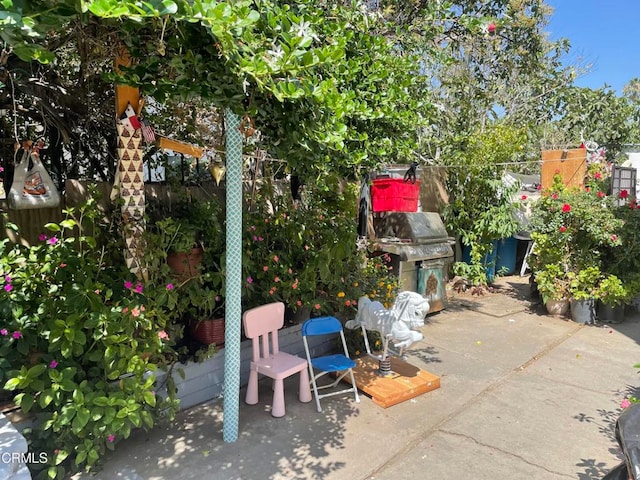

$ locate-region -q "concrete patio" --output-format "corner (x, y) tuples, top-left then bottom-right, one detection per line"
(78, 275), (640, 480)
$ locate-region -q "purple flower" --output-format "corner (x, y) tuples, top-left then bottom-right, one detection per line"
(124, 280), (133, 290)
(49, 360), (58, 369)
(47, 236), (58, 245)
(166, 283), (174, 291)
(4, 276), (11, 283)
(4, 284), (12, 292)
(39, 234), (47, 242)
(134, 283), (143, 294)
(247, 276), (253, 284)
(0, 329), (7, 336)
(107, 434), (115, 443)
(12, 331), (21, 339)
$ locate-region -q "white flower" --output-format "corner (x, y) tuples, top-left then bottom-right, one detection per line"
(292, 19), (318, 42)
(266, 44), (284, 66)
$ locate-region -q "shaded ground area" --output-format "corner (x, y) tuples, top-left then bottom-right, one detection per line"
(79, 275), (640, 480)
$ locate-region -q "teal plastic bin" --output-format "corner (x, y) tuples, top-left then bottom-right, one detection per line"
(496, 237), (518, 276)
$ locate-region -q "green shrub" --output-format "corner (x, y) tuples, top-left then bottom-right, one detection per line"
(0, 197), (179, 479)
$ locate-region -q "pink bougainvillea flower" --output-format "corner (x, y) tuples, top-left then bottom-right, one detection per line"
(594, 172), (602, 179)
(621, 399), (631, 409)
(215, 295), (220, 302)
(4, 275), (11, 283)
(296, 300), (302, 307)
(4, 284), (12, 292)
(269, 288), (275, 295)
(521, 195), (527, 200)
(158, 330), (169, 340)
(108, 434), (115, 443)
(536, 184), (542, 190)
(585, 186), (590, 192)
(0, 329), (7, 336)
(345, 300), (351, 307)
(12, 331), (22, 339)
(49, 360), (58, 369)
(122, 307), (129, 314)
(304, 245), (310, 250)
(551, 193), (559, 200)
(273, 255), (279, 262)
(47, 236), (58, 245)
(620, 189), (629, 199)
(487, 23), (496, 33)
(247, 276), (253, 284)
(258, 236), (264, 242)
(166, 283), (174, 290)
(38, 233), (47, 241)
(124, 280), (133, 290)
(250, 225), (256, 231)
(253, 235), (258, 241)
(559, 226), (567, 233)
(597, 191), (605, 198)
(611, 234), (618, 242)
(134, 283), (143, 294)
(274, 276), (280, 283)
(131, 307), (141, 317)
(561, 203), (571, 213)
(263, 266), (268, 272)
(314, 303), (321, 310)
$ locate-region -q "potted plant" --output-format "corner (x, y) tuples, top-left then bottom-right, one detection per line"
(597, 274), (629, 323)
(533, 263), (570, 317)
(176, 258), (226, 347)
(148, 194), (224, 282)
(567, 266), (602, 324)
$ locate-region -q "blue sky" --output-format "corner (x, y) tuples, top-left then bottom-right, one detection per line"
(545, 0), (640, 95)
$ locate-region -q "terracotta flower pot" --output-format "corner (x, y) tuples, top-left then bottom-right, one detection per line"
(545, 298), (569, 317)
(167, 247), (204, 282)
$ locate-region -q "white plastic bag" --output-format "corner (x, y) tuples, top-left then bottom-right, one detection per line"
(7, 148), (61, 210)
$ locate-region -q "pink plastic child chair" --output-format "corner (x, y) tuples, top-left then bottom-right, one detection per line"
(242, 302), (312, 417)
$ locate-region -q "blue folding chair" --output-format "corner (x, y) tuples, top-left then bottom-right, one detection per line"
(302, 316), (360, 412)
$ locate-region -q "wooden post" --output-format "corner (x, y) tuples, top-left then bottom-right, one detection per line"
(114, 48), (145, 276)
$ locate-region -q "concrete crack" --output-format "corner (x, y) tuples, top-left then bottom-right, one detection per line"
(438, 429), (575, 478)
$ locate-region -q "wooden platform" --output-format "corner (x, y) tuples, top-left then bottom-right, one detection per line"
(348, 356), (440, 408)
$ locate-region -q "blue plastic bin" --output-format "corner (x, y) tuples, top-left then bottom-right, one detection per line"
(496, 237), (518, 276)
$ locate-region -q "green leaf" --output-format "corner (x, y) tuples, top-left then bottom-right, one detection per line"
(93, 396), (109, 406)
(39, 391), (54, 408)
(3, 377), (20, 390)
(60, 219), (77, 229)
(18, 393), (34, 412)
(143, 390), (157, 407)
(72, 408), (90, 432)
(45, 223), (61, 232)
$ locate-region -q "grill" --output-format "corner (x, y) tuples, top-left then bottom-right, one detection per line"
(373, 212), (455, 313)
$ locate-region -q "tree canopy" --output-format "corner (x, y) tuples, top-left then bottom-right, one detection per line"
(1, 0), (639, 191)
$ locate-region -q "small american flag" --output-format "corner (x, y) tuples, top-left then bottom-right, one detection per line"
(140, 118), (156, 144)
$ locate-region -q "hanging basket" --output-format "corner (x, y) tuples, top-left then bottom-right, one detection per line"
(190, 317), (225, 346)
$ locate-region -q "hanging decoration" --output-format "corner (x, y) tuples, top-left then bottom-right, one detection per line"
(7, 140), (61, 210)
